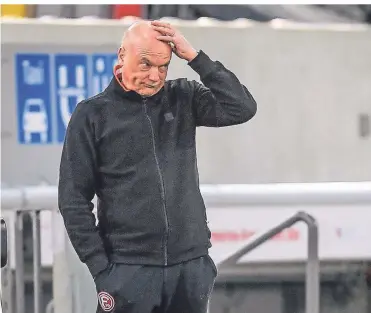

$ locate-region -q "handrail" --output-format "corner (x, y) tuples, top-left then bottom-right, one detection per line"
(218, 211), (319, 313)
(2, 182), (371, 210)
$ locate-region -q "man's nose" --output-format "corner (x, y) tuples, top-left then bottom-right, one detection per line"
(148, 67), (160, 82)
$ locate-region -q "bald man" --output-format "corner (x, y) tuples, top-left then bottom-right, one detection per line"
(58, 20), (257, 313)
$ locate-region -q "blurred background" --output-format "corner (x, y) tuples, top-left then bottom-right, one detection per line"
(1, 4), (371, 313)
(1, 4), (371, 23)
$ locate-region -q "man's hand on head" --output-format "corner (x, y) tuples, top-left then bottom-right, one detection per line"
(151, 20), (198, 62)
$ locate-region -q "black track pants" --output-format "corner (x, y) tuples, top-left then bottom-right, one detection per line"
(94, 255), (218, 313)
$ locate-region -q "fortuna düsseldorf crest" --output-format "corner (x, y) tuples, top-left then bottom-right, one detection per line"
(98, 291), (115, 311)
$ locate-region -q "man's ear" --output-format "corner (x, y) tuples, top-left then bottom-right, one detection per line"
(118, 47), (125, 65)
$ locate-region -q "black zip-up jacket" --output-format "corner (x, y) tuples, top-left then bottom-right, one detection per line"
(58, 51), (257, 278)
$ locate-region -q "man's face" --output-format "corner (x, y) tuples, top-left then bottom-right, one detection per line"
(118, 37), (172, 97)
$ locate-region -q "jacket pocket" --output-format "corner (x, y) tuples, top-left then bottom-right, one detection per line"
(96, 263), (147, 312)
(95, 263), (143, 293)
(94, 263), (117, 289)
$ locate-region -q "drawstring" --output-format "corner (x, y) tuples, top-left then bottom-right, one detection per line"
(113, 64), (129, 91)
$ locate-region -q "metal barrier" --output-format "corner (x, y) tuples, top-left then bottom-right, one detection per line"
(218, 211), (319, 313)
(1, 186), (58, 313)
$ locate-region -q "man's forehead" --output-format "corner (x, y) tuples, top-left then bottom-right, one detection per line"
(132, 41), (171, 62)
(138, 48), (170, 59)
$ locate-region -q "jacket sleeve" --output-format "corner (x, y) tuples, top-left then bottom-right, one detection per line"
(188, 50), (257, 127)
(58, 102), (109, 278)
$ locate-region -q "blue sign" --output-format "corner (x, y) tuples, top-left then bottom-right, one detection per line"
(15, 53), (116, 144)
(54, 54), (88, 143)
(15, 54), (53, 144)
(91, 54), (117, 96)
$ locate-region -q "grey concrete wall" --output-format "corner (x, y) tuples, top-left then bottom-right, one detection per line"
(1, 19), (371, 187)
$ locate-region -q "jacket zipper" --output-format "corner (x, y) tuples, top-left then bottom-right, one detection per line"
(143, 98), (169, 266)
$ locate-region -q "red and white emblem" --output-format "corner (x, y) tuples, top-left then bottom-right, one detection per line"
(98, 291), (115, 312)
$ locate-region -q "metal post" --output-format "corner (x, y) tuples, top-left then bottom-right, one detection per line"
(1, 218), (14, 313)
(1, 263), (13, 313)
(14, 211), (25, 313)
(1, 217), (12, 313)
(305, 217), (320, 313)
(32, 210), (42, 313)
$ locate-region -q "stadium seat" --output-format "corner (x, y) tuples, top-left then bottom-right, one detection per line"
(75, 5), (111, 19)
(1, 4), (27, 18)
(112, 5), (142, 19)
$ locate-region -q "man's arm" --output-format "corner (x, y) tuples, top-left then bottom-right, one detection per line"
(150, 20), (257, 127)
(58, 102), (109, 278)
(188, 51), (257, 127)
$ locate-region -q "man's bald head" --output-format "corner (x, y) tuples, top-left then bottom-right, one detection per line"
(116, 20), (172, 97)
(121, 21), (158, 46)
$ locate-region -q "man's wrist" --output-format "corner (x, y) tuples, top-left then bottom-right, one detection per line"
(184, 49), (198, 62)
(187, 50), (217, 79)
